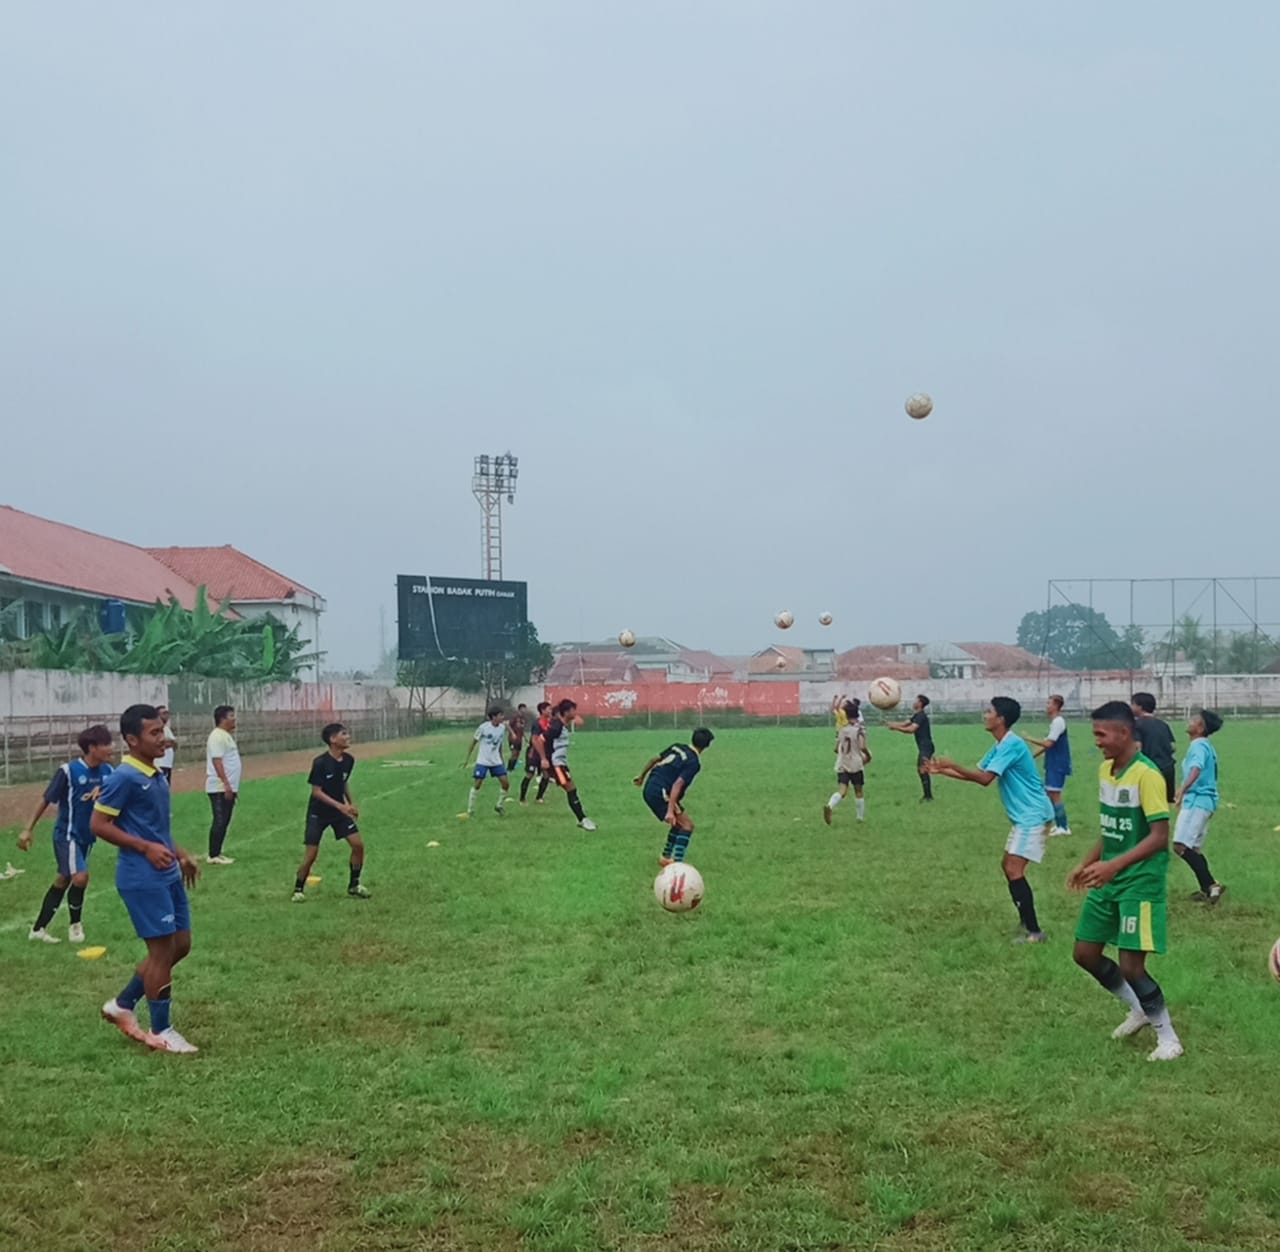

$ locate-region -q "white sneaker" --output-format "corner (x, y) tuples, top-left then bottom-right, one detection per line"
(28, 927), (60, 944)
(146, 1026), (199, 1054)
(207, 855), (235, 865)
(1148, 1039), (1184, 1062)
(1050, 826), (1072, 837)
(1111, 1008), (1150, 1039)
(578, 818), (598, 831)
(102, 998), (146, 1041)
(68, 922), (85, 943)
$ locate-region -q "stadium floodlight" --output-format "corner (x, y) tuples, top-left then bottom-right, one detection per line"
(472, 451), (519, 580)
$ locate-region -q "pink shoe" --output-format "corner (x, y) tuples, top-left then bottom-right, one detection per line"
(101, 998), (147, 1042)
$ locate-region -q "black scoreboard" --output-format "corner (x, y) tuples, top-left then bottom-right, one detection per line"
(396, 575), (529, 661)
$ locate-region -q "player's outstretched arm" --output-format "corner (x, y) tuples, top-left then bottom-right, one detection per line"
(928, 759), (995, 787)
(633, 758), (660, 787)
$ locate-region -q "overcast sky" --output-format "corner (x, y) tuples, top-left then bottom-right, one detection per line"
(3, 2), (1277, 668)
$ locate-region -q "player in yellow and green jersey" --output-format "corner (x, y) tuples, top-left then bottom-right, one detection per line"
(1068, 701), (1182, 1061)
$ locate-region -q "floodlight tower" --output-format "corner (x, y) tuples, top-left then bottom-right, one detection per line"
(472, 452), (519, 580)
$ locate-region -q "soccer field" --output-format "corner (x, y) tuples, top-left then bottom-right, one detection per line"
(3, 721), (1279, 1251)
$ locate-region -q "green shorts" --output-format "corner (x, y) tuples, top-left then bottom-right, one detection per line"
(1075, 892), (1167, 954)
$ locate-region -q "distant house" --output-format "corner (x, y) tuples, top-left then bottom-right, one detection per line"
(548, 637), (735, 685)
(838, 640), (1054, 682)
(147, 546), (325, 677)
(749, 646), (835, 676)
(0, 505), (212, 638)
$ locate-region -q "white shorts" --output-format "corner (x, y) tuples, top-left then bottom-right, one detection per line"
(1004, 823), (1050, 864)
(1174, 806), (1213, 850)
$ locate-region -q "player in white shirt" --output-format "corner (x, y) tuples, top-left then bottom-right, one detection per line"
(824, 699), (871, 824)
(461, 706), (511, 818)
(205, 705), (242, 864)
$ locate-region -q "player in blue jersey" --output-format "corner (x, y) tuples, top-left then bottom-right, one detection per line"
(18, 725), (115, 944)
(1025, 694), (1074, 835)
(927, 697), (1056, 943)
(633, 728), (714, 865)
(92, 704), (201, 1055)
(1173, 708), (1225, 904)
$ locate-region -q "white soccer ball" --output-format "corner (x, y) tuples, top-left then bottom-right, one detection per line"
(618, 629), (637, 648)
(654, 862), (705, 913)
(868, 676), (902, 710)
(774, 655), (788, 671)
(774, 610), (795, 630)
(818, 612), (833, 627)
(905, 392), (933, 420)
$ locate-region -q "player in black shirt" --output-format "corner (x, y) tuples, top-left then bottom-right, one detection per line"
(507, 703), (529, 771)
(634, 728), (714, 865)
(1131, 693), (1177, 801)
(887, 693), (937, 800)
(292, 724), (370, 902)
(520, 702), (553, 803)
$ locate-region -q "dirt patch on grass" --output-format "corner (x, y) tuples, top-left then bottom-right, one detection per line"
(215, 1154), (356, 1251)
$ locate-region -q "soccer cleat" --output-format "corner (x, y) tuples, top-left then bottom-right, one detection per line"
(1208, 883), (1227, 905)
(823, 805), (833, 826)
(68, 923), (85, 944)
(28, 928), (60, 944)
(348, 884), (372, 899)
(291, 890), (307, 903)
(1012, 931), (1047, 945)
(659, 856), (675, 867)
(1112, 1008), (1150, 1039)
(146, 1026), (199, 1054)
(1050, 826), (1072, 837)
(495, 804), (506, 817)
(458, 812), (472, 821)
(206, 855), (235, 865)
(1148, 1039), (1184, 1062)
(101, 998), (146, 1042)
(578, 818), (598, 831)
(1187, 890), (1208, 903)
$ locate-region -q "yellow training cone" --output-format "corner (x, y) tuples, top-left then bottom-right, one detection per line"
(306, 875), (322, 886)
(426, 840), (441, 848)
(76, 946), (107, 960)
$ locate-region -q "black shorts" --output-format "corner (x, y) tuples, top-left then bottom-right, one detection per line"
(305, 808), (359, 846)
(524, 754), (543, 777)
(643, 783), (682, 822)
(837, 771), (865, 787)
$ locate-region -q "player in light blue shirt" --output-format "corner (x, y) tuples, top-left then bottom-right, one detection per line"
(928, 697), (1055, 944)
(462, 705), (511, 818)
(1172, 709), (1225, 903)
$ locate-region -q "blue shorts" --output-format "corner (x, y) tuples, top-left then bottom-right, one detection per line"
(118, 879), (191, 939)
(53, 833), (94, 878)
(1044, 770), (1070, 792)
(473, 764), (508, 781)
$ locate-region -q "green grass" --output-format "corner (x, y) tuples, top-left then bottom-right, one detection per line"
(3, 721), (1280, 1251)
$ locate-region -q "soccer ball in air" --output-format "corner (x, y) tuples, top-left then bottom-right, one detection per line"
(619, 629), (637, 648)
(818, 612), (833, 626)
(655, 862), (705, 913)
(868, 676), (902, 710)
(775, 610), (795, 630)
(905, 393), (933, 420)
(1270, 937), (1280, 983)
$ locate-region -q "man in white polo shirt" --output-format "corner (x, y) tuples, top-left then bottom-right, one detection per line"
(205, 705), (242, 865)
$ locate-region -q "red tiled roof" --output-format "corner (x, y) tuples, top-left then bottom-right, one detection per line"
(748, 646), (807, 674)
(677, 649), (737, 676)
(835, 645), (929, 682)
(0, 505), (208, 609)
(958, 642), (1054, 673)
(546, 652), (637, 685)
(146, 546), (321, 604)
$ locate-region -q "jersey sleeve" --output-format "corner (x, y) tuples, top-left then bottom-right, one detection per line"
(678, 756), (702, 787)
(1138, 767), (1170, 822)
(94, 768), (131, 818)
(1047, 717), (1065, 743)
(307, 757), (326, 787)
(43, 767), (69, 806)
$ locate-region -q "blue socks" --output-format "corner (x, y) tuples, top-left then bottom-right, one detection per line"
(117, 974), (145, 1011)
(147, 996), (171, 1035)
(1053, 802), (1069, 828)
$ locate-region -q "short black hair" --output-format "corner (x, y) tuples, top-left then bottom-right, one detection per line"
(1199, 709), (1224, 735)
(517, 703), (527, 711)
(537, 701), (551, 714)
(1092, 700), (1135, 726)
(917, 694), (930, 708)
(78, 724), (112, 753)
(121, 704), (160, 740)
(692, 727), (714, 750)
(990, 696), (1021, 728)
(842, 698), (860, 720)
(321, 722), (346, 744)
(486, 705), (505, 719)
(213, 704), (235, 725)
(556, 698), (577, 717)
(1131, 692), (1156, 714)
